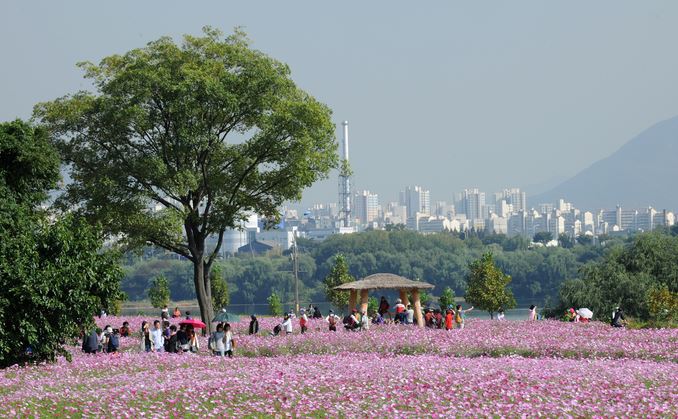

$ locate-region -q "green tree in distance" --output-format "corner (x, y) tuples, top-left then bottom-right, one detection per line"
(35, 27), (337, 332)
(148, 275), (170, 309)
(465, 253), (516, 319)
(533, 232), (553, 244)
(267, 292), (283, 316)
(439, 286), (456, 309)
(210, 264), (230, 310)
(324, 254), (355, 311)
(558, 233), (574, 249)
(0, 120), (123, 367)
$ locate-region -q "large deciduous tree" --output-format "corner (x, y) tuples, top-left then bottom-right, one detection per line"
(0, 120), (123, 367)
(35, 28), (338, 330)
(465, 253), (516, 319)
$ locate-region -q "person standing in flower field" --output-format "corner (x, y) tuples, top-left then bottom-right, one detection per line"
(405, 304), (415, 325)
(445, 308), (454, 331)
(140, 322), (152, 352)
(150, 320), (165, 353)
(210, 323), (226, 357)
(188, 328), (200, 353)
(224, 323), (234, 358)
(497, 308), (505, 321)
(172, 307), (181, 318)
(299, 309), (309, 334)
(378, 296), (390, 318)
(282, 314), (293, 335)
(455, 304), (474, 330)
(326, 310), (340, 331)
(248, 315), (259, 335)
(528, 305), (537, 321)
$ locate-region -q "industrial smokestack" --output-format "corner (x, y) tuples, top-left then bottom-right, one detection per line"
(342, 120), (349, 161)
(339, 120), (352, 229)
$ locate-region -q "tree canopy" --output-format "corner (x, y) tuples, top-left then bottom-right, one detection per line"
(35, 27), (337, 330)
(464, 253), (516, 318)
(0, 120), (123, 367)
(323, 254), (355, 310)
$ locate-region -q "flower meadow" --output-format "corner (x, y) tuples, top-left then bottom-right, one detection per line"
(1, 316), (676, 417)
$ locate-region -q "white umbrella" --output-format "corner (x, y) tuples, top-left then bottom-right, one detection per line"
(577, 308), (593, 319)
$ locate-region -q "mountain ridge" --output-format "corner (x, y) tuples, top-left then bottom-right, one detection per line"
(530, 116), (678, 211)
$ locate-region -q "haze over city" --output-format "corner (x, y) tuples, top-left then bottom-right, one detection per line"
(3, 1), (678, 207)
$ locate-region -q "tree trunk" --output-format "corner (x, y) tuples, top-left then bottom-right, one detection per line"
(192, 258), (215, 334)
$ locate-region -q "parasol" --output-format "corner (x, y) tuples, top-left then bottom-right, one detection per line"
(179, 319), (207, 329)
(577, 308), (593, 319)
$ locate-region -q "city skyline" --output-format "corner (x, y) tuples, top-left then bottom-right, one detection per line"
(3, 2), (678, 208)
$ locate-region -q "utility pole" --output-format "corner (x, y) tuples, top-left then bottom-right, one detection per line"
(293, 238), (299, 313)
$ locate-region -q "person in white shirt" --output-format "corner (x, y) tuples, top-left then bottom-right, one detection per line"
(281, 314), (293, 334)
(223, 323), (234, 358)
(405, 305), (415, 324)
(497, 308), (505, 321)
(150, 320), (164, 352)
(360, 311), (370, 330)
(299, 309), (309, 334)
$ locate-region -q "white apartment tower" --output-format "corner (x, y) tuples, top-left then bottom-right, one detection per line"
(354, 190), (380, 225)
(404, 186), (431, 219)
(461, 188), (485, 221)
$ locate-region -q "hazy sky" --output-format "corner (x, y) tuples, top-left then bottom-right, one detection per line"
(2, 1), (678, 208)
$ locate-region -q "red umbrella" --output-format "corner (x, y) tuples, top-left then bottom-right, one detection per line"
(179, 319), (206, 329)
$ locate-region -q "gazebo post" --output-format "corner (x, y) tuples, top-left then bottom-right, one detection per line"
(411, 288), (424, 327)
(399, 289), (409, 306)
(359, 289), (369, 314)
(348, 289), (358, 313)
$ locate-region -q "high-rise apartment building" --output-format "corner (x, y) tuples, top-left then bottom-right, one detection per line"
(460, 188), (485, 222)
(403, 186), (431, 219)
(354, 190), (380, 225)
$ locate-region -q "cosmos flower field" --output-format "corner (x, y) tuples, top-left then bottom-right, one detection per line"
(1, 316), (676, 417)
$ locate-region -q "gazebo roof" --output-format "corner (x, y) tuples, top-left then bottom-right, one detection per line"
(333, 273), (434, 291)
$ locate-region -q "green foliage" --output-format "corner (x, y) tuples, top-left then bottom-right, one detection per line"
(576, 234), (593, 246)
(148, 275), (170, 309)
(555, 231), (678, 321)
(210, 264), (230, 310)
(120, 229), (598, 307)
(646, 285), (677, 324)
(0, 119), (123, 367)
(418, 291), (431, 306)
(533, 232), (553, 244)
(0, 120), (60, 207)
(465, 253), (516, 318)
(323, 254), (355, 310)
(439, 287), (456, 309)
(267, 292), (283, 316)
(558, 233), (574, 249)
(35, 27), (338, 330)
(367, 296), (379, 316)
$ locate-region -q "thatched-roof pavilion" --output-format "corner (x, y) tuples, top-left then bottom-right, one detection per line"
(334, 273), (434, 327)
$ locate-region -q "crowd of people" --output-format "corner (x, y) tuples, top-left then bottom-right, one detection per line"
(82, 299), (625, 356)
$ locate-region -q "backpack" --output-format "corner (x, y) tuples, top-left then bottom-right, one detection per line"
(328, 316), (337, 326)
(455, 312), (463, 324)
(109, 334), (120, 350)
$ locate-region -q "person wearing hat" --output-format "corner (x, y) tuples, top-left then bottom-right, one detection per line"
(326, 310), (340, 331)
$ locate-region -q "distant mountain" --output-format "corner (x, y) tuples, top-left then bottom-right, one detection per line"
(531, 116), (678, 211)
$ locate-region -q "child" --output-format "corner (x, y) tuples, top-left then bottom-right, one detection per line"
(455, 304), (474, 330)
